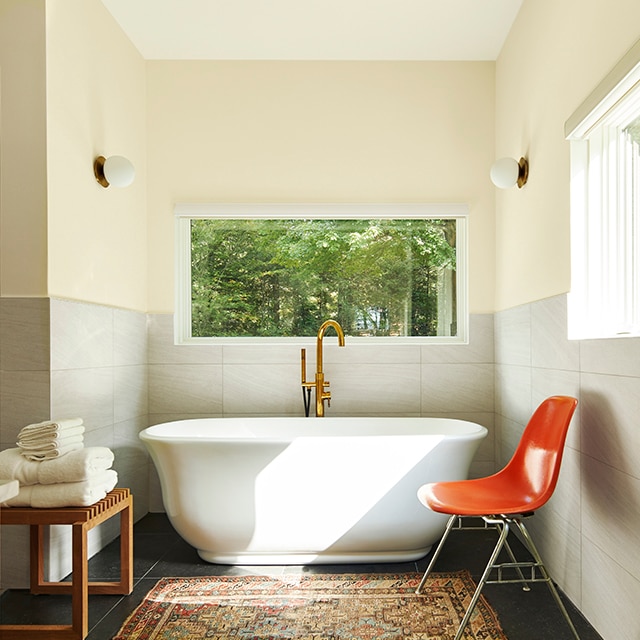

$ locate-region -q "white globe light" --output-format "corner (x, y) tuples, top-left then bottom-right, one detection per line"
(102, 155), (135, 188)
(490, 157), (520, 189)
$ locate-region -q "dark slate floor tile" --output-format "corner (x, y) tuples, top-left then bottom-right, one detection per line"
(0, 513), (604, 640)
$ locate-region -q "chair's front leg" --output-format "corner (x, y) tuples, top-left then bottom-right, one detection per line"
(453, 517), (510, 640)
(415, 514), (458, 594)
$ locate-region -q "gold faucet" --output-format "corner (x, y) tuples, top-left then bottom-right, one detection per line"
(300, 319), (346, 417)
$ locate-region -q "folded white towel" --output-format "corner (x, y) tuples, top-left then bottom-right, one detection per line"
(0, 448), (39, 484)
(18, 425), (85, 445)
(20, 439), (84, 461)
(1, 470), (118, 508)
(38, 446), (114, 483)
(17, 433), (84, 451)
(0, 447), (115, 485)
(18, 418), (84, 439)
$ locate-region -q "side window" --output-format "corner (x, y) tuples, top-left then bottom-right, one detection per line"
(175, 204), (468, 343)
(566, 39), (640, 339)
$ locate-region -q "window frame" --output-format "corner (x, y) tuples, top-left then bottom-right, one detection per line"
(175, 203), (469, 345)
(565, 38), (640, 340)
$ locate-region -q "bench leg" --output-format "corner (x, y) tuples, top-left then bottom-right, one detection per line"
(119, 496), (133, 594)
(29, 524), (45, 592)
(71, 523), (89, 639)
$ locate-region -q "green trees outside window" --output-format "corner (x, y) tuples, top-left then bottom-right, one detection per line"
(190, 218), (457, 338)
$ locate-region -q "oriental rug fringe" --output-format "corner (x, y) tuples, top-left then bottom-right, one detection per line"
(113, 571), (507, 639)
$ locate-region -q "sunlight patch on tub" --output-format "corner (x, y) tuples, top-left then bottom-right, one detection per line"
(250, 435), (444, 555)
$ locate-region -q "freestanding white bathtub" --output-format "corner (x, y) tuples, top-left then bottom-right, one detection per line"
(140, 417), (487, 564)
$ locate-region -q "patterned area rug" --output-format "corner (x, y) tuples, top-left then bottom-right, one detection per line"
(114, 571), (506, 639)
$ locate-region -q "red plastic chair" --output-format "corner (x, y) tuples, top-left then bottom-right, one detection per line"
(415, 396), (580, 640)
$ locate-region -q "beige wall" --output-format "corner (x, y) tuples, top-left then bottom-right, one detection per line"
(0, 0), (48, 297)
(146, 61), (496, 314)
(495, 0), (640, 310)
(44, 0), (147, 311)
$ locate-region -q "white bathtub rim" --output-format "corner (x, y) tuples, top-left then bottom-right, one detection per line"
(140, 416), (488, 444)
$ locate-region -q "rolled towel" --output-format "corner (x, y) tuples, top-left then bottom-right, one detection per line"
(1, 470), (118, 508)
(18, 418), (84, 439)
(0, 447), (114, 485)
(20, 439), (84, 461)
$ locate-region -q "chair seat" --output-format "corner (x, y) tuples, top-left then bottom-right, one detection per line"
(418, 475), (545, 516)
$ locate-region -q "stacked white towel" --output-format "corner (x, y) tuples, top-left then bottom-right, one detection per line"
(0, 447), (115, 485)
(0, 418), (118, 507)
(17, 418), (85, 461)
(2, 470), (118, 508)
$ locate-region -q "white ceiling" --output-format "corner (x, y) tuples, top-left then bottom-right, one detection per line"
(100, 0), (523, 61)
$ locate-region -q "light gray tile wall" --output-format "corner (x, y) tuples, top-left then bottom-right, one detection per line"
(146, 313), (496, 508)
(48, 300), (150, 582)
(148, 313), (494, 420)
(49, 299), (149, 520)
(495, 294), (640, 640)
(0, 298), (51, 592)
(0, 298), (149, 589)
(0, 298), (51, 445)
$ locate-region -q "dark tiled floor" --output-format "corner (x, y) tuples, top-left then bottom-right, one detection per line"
(0, 513), (603, 639)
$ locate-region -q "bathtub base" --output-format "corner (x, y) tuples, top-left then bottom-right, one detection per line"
(196, 546), (433, 565)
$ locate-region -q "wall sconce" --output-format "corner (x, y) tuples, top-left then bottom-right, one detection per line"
(490, 156), (529, 189)
(93, 155), (135, 188)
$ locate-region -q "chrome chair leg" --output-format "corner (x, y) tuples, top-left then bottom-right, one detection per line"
(512, 519), (581, 640)
(450, 516), (511, 640)
(415, 514), (458, 594)
(503, 536), (532, 591)
(481, 515), (533, 590)
(416, 515), (511, 640)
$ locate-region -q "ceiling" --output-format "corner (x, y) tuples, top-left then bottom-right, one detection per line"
(100, 0), (523, 61)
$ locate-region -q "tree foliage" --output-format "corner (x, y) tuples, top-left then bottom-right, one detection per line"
(191, 218), (456, 337)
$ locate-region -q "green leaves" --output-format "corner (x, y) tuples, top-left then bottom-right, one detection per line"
(190, 218), (456, 337)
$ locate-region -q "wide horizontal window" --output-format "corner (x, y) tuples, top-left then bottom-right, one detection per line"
(175, 204), (468, 343)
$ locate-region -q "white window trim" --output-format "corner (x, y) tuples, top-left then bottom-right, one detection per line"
(174, 203), (469, 345)
(566, 39), (640, 340)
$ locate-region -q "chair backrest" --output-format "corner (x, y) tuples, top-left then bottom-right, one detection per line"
(501, 395), (578, 511)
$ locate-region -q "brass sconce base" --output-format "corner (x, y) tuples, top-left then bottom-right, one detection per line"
(517, 157), (529, 188)
(93, 156), (109, 187)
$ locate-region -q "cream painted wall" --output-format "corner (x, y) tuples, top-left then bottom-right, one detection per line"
(495, 0), (640, 310)
(146, 61), (496, 314)
(45, 0), (147, 311)
(0, 0), (48, 297)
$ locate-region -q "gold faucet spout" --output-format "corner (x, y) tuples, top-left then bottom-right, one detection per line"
(315, 319), (346, 417)
(316, 319), (345, 374)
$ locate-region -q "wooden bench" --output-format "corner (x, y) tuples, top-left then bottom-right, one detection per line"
(0, 488), (133, 640)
